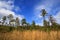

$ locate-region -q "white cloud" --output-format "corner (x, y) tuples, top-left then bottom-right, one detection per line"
(55, 12), (60, 19)
(0, 8), (24, 20)
(14, 14), (24, 20)
(0, 0), (14, 10)
(0, 0), (24, 20)
(0, 9), (14, 16)
(54, 11), (60, 24)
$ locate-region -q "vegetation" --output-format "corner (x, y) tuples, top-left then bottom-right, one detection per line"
(0, 9), (60, 31)
(0, 9), (60, 40)
(1, 9), (60, 31)
(41, 9), (47, 26)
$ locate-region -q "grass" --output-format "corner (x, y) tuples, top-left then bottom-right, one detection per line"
(0, 30), (60, 40)
(0, 25), (60, 40)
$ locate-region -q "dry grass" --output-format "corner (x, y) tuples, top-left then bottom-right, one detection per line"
(0, 30), (60, 40)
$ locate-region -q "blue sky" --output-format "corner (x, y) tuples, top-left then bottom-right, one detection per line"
(0, 0), (60, 26)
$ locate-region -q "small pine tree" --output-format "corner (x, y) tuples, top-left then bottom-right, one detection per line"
(21, 18), (26, 26)
(2, 16), (6, 24)
(31, 21), (36, 29)
(16, 17), (20, 26)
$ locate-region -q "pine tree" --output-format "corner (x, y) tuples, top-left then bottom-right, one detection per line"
(41, 9), (47, 26)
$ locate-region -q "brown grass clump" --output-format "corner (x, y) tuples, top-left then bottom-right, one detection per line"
(0, 30), (60, 40)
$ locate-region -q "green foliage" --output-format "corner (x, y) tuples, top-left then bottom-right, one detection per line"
(0, 25), (15, 32)
(16, 17), (20, 26)
(41, 9), (47, 26)
(7, 14), (14, 26)
(2, 16), (6, 24)
(31, 21), (36, 29)
(21, 18), (26, 26)
(9, 27), (15, 32)
(41, 9), (47, 17)
(2, 16), (6, 20)
(0, 11), (60, 32)
(8, 14), (14, 20)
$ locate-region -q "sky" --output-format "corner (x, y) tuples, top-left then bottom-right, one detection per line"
(0, 0), (60, 26)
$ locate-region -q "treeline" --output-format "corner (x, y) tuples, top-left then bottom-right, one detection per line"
(0, 9), (60, 32)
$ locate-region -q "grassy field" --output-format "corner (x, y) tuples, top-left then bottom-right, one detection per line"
(0, 30), (60, 40)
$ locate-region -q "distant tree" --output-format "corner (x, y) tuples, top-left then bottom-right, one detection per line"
(26, 23), (30, 29)
(43, 20), (48, 27)
(32, 21), (35, 26)
(41, 9), (47, 26)
(49, 15), (58, 29)
(2, 16), (6, 24)
(10, 19), (16, 26)
(31, 21), (36, 29)
(49, 15), (53, 25)
(49, 15), (56, 26)
(16, 17), (20, 26)
(47, 21), (50, 26)
(21, 18), (26, 26)
(44, 20), (50, 27)
(8, 14), (14, 20)
(26, 23), (30, 27)
(8, 14), (14, 25)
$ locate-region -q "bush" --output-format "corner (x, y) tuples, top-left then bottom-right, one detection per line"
(0, 25), (15, 32)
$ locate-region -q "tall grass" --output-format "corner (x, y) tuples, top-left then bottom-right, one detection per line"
(0, 30), (60, 40)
